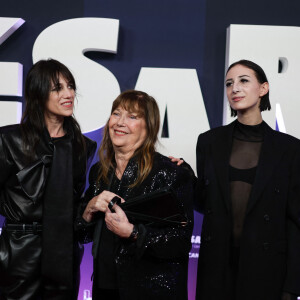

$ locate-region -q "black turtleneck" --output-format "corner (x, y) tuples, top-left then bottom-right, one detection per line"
(229, 120), (264, 246)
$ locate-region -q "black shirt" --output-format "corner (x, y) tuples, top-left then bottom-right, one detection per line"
(229, 120), (264, 246)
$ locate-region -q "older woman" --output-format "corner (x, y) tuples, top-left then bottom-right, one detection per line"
(78, 90), (194, 300)
(195, 60), (300, 300)
(0, 59), (96, 299)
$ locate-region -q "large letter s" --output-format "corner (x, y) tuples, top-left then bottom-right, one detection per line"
(32, 18), (120, 133)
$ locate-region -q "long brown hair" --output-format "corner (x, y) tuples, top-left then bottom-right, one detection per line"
(98, 90), (160, 187)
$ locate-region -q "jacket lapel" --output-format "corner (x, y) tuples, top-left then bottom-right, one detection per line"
(211, 121), (235, 213)
(246, 122), (283, 214)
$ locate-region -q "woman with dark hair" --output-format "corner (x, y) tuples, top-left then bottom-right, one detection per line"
(195, 60), (300, 300)
(0, 59), (96, 299)
(77, 90), (194, 300)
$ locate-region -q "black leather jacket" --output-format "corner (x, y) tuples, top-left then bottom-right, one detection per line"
(0, 124), (96, 299)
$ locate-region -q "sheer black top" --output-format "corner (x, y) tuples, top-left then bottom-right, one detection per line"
(229, 120), (264, 246)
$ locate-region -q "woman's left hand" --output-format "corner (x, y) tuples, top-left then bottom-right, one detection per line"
(169, 156), (184, 165)
(105, 204), (134, 238)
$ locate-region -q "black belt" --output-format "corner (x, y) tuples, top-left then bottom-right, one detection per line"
(5, 222), (43, 234)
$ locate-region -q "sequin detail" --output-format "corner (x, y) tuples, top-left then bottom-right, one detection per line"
(79, 152), (194, 299)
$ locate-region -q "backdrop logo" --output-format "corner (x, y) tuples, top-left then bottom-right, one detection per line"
(0, 17), (24, 126)
(83, 290), (92, 300)
(189, 235), (201, 259)
(0, 17), (211, 171)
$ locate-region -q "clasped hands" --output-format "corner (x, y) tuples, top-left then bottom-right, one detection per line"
(82, 190), (134, 238)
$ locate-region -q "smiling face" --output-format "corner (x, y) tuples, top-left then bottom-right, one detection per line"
(108, 105), (147, 154)
(225, 64), (269, 117)
(44, 74), (75, 122)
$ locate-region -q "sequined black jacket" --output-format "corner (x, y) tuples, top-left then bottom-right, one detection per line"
(78, 152), (194, 300)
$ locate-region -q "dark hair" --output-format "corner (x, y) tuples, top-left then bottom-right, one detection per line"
(98, 90), (160, 187)
(226, 59), (271, 117)
(21, 59), (85, 159)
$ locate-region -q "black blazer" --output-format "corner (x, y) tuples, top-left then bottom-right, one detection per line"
(195, 120), (300, 300)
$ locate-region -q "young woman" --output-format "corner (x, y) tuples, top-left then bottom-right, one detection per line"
(195, 60), (300, 300)
(0, 59), (96, 299)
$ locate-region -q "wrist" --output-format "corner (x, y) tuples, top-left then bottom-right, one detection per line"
(82, 208), (93, 223)
(128, 224), (138, 241)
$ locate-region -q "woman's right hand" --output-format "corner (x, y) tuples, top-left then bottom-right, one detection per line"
(82, 190), (124, 223)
